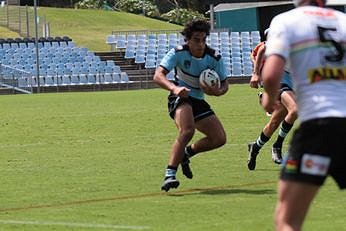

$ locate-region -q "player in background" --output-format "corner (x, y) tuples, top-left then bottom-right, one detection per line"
(247, 29), (298, 170)
(153, 19), (229, 192)
(261, 0), (346, 230)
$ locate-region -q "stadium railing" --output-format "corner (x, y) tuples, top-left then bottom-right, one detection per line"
(0, 64), (33, 93)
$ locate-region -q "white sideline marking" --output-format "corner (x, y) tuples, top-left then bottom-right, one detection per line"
(0, 220), (150, 230)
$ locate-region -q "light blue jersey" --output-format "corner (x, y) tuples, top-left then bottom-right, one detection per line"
(281, 70), (293, 89)
(160, 45), (228, 100)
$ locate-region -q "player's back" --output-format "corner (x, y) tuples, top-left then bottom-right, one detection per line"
(267, 6), (346, 122)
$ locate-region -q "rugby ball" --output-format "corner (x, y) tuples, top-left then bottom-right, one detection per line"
(199, 69), (220, 88)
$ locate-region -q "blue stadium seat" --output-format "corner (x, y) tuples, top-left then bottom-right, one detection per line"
(87, 67), (98, 84)
(242, 52), (252, 62)
(223, 56), (231, 65)
(232, 63), (243, 77)
(232, 56), (242, 64)
(250, 30), (260, 38)
(113, 72), (121, 83)
(61, 69), (72, 85)
(18, 76), (29, 88)
(115, 35), (126, 49)
(157, 51), (166, 60)
(145, 59), (156, 69)
(137, 34), (147, 41)
(127, 34), (136, 43)
(109, 34), (119, 43)
(71, 67), (80, 85)
(79, 67), (89, 85)
(221, 51), (231, 59)
(241, 46), (252, 53)
(2, 43), (11, 50)
(45, 73), (57, 87)
(103, 66), (114, 84)
(243, 65), (253, 76)
(241, 31), (250, 39)
(120, 72), (131, 83)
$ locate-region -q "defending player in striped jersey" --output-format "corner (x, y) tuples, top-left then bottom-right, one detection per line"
(261, 0), (346, 230)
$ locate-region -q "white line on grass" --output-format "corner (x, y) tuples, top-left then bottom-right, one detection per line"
(0, 220), (151, 230)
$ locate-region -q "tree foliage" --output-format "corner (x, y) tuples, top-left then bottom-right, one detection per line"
(72, 0), (209, 25)
(75, 0), (102, 9)
(115, 0), (160, 17)
(154, 0), (207, 14)
(161, 8), (206, 25)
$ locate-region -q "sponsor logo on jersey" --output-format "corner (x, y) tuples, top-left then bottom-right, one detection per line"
(184, 60), (191, 69)
(303, 9), (335, 18)
(308, 67), (346, 83)
(301, 154), (330, 176)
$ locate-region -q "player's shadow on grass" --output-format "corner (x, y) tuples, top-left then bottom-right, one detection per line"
(200, 188), (275, 195)
(169, 188), (275, 197)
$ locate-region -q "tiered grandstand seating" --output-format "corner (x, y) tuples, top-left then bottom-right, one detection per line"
(108, 30), (261, 77)
(0, 36), (128, 92)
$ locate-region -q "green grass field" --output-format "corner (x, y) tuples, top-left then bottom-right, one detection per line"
(0, 85), (345, 231)
(0, 26), (19, 38)
(37, 7), (182, 51)
(1, 7), (182, 51)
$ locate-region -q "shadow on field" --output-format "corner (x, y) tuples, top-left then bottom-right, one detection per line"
(200, 188), (275, 195)
(168, 188), (275, 197)
(168, 181), (277, 197)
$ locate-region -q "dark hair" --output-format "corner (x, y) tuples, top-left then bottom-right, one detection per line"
(312, 0), (326, 7)
(181, 19), (210, 40)
(294, 0), (326, 7)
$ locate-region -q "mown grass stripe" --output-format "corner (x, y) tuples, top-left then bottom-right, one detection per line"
(0, 181), (276, 213)
(0, 220), (150, 230)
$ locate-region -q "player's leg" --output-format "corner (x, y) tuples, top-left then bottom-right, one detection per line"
(193, 114), (227, 153)
(180, 114), (226, 179)
(161, 103), (195, 191)
(275, 180), (319, 231)
(247, 105), (287, 170)
(272, 90), (297, 164)
(179, 113), (226, 179)
(179, 115), (226, 180)
(170, 103), (195, 164)
(180, 98), (225, 179)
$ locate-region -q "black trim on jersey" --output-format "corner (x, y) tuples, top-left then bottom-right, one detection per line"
(176, 68), (200, 90)
(178, 67), (199, 78)
(174, 44), (222, 61)
(160, 65), (170, 73)
(159, 66), (200, 90)
(175, 44), (189, 52)
(159, 65), (178, 82)
(205, 46), (222, 61)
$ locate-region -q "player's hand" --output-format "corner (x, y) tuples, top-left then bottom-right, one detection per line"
(171, 86), (190, 98)
(200, 81), (222, 96)
(250, 73), (260, 88)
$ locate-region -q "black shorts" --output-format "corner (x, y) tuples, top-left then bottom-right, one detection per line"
(168, 93), (214, 122)
(280, 118), (346, 189)
(279, 83), (293, 95)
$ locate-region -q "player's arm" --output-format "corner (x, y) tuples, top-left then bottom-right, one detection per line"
(261, 54), (285, 113)
(153, 66), (190, 98)
(201, 78), (229, 96)
(250, 44), (265, 88)
(202, 57), (229, 96)
(250, 51), (256, 64)
(217, 79), (229, 96)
